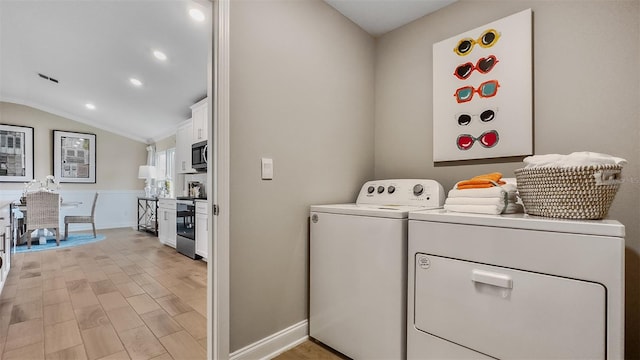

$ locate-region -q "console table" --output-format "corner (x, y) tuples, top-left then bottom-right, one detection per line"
(137, 197), (158, 236)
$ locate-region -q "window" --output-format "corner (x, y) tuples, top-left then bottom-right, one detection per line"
(156, 150), (167, 181)
(155, 148), (176, 197)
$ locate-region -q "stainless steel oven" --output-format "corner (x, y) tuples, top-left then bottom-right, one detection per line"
(176, 199), (199, 259)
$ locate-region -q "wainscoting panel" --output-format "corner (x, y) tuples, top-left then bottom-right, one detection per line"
(0, 189), (144, 232)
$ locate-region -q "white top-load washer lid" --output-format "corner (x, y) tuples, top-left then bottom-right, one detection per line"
(310, 179), (445, 219)
(310, 203), (428, 219)
(409, 209), (625, 237)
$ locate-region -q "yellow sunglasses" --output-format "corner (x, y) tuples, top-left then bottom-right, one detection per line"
(453, 29), (501, 56)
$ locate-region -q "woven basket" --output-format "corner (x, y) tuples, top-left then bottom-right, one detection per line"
(514, 165), (622, 219)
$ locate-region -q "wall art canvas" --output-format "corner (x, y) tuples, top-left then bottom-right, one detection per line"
(53, 130), (96, 183)
(0, 124), (34, 182)
(433, 9), (533, 162)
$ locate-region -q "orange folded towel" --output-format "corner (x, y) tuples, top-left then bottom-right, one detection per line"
(456, 172), (505, 190)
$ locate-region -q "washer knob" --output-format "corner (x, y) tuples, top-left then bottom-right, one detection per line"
(388, 186), (396, 194)
(377, 186), (385, 194)
(413, 184), (424, 196)
(367, 186), (375, 194)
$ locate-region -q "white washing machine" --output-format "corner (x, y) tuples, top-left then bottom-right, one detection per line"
(310, 179), (445, 359)
(407, 209), (625, 360)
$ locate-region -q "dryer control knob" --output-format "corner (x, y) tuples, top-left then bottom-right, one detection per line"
(413, 184), (424, 196)
(388, 186), (396, 194)
(377, 186), (385, 194)
(367, 186), (375, 194)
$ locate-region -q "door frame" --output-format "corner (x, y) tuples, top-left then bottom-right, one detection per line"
(208, 0), (230, 358)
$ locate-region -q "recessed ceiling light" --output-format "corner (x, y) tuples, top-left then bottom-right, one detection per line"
(153, 50), (167, 61)
(85, 103), (96, 110)
(189, 8), (205, 22)
(130, 78), (143, 87)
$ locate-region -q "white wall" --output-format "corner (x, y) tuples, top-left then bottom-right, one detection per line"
(0, 102), (148, 231)
(374, 0), (640, 357)
(0, 101), (147, 191)
(229, 0), (375, 352)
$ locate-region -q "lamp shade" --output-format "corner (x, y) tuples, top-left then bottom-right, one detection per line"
(138, 165), (157, 179)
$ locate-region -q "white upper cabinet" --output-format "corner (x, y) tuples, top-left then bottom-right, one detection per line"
(191, 98), (208, 143)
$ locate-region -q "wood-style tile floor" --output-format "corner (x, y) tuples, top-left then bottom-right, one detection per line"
(0, 228), (207, 360)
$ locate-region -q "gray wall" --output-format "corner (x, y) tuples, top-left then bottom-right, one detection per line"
(229, 0), (375, 351)
(0, 102), (147, 190)
(374, 0), (640, 357)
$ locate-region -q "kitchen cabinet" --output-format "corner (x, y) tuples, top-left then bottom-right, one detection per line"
(191, 98), (208, 143)
(158, 198), (177, 248)
(176, 120), (196, 174)
(195, 200), (208, 260)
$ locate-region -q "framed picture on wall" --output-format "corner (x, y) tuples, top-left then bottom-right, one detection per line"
(432, 9), (533, 162)
(0, 124), (34, 182)
(53, 130), (96, 183)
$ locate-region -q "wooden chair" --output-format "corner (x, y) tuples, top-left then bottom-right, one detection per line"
(24, 191), (60, 249)
(65, 192), (99, 239)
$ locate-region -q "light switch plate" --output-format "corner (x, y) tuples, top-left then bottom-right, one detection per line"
(261, 158), (273, 180)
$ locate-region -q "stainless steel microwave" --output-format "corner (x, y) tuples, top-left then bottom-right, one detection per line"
(192, 140), (208, 171)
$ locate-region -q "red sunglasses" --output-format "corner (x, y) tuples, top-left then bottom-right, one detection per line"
(453, 55), (499, 80)
(456, 130), (499, 150)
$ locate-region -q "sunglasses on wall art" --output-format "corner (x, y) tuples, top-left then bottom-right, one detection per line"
(456, 130), (499, 150)
(454, 55), (499, 80)
(454, 80), (500, 103)
(453, 29), (501, 56)
(456, 109), (497, 126)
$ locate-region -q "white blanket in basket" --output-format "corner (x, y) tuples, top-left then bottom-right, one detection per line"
(523, 152), (627, 168)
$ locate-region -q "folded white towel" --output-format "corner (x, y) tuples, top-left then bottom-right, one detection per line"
(448, 187), (504, 199)
(445, 197), (506, 206)
(523, 152), (627, 168)
(444, 203), (506, 215)
(448, 183), (516, 199)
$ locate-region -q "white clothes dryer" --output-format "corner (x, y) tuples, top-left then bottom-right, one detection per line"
(310, 179), (445, 359)
(407, 210), (625, 360)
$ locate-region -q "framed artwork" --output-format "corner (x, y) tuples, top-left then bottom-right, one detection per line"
(0, 124), (34, 182)
(433, 9), (533, 162)
(53, 130), (96, 183)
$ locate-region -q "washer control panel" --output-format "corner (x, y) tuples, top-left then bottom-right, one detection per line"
(356, 179), (445, 207)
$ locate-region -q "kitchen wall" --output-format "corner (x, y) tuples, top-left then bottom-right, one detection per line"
(154, 135), (176, 152)
(374, 0), (640, 357)
(0, 101), (148, 230)
(229, 0), (375, 352)
(0, 101), (147, 190)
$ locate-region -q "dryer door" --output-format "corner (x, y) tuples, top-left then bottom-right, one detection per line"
(413, 253), (606, 359)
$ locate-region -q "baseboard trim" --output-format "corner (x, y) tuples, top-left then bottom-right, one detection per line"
(230, 320), (308, 360)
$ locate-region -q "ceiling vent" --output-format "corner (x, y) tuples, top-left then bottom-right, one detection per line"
(38, 73), (59, 84)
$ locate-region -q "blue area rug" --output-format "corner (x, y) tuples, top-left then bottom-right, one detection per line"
(15, 233), (106, 253)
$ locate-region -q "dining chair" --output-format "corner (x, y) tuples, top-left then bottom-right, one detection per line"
(24, 191), (60, 249)
(64, 192), (99, 239)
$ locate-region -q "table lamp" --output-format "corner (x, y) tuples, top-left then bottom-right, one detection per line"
(138, 165), (157, 198)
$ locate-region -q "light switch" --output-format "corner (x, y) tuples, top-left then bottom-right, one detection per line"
(261, 158), (273, 180)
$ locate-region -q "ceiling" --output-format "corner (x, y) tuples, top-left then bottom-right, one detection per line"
(324, 0), (457, 36)
(0, 0), (210, 144)
(0, 0), (453, 144)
